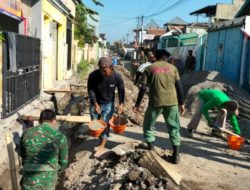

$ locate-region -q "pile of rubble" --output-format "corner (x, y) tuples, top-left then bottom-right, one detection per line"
(63, 148), (175, 190)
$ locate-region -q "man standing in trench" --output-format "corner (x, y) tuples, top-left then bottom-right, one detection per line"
(20, 109), (68, 190)
(133, 49), (185, 164)
(87, 57), (125, 157)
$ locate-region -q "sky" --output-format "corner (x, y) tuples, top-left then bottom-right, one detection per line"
(84, 0), (233, 43)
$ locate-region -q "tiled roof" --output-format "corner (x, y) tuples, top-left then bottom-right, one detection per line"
(145, 19), (161, 29)
(168, 25), (185, 31)
(147, 29), (166, 36)
(165, 17), (187, 25)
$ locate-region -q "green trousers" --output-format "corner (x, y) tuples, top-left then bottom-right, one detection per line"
(143, 105), (181, 146)
(21, 171), (57, 190)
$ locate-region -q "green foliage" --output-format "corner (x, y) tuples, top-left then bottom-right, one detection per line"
(92, 0), (104, 7)
(110, 41), (125, 57)
(98, 41), (105, 48)
(106, 41), (111, 49)
(74, 1), (103, 47)
(77, 59), (97, 79)
(0, 31), (4, 42)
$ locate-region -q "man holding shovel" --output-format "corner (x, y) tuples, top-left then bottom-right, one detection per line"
(87, 57), (125, 157)
(187, 89), (241, 137)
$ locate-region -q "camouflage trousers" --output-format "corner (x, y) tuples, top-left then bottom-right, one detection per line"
(21, 171), (57, 190)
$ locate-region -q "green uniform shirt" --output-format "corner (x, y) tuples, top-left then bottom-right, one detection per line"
(20, 122), (68, 171)
(198, 89), (240, 134)
(141, 61), (180, 106)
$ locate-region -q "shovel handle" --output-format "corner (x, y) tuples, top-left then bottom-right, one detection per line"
(213, 125), (242, 138)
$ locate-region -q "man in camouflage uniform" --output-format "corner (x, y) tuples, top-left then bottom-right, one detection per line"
(20, 109), (68, 190)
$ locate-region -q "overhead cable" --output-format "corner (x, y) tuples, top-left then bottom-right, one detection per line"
(145, 0), (189, 18)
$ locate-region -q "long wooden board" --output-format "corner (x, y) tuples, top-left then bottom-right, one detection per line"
(6, 134), (18, 190)
(44, 89), (87, 94)
(21, 114), (91, 123)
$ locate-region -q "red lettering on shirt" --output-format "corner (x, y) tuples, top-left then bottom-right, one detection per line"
(151, 67), (171, 73)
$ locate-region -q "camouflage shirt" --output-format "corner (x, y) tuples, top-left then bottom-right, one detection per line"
(20, 122), (68, 171)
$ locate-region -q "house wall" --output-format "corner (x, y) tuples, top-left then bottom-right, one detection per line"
(242, 16), (250, 90)
(0, 42), (2, 116)
(167, 45), (196, 74)
(41, 0), (68, 89)
(72, 39), (84, 71)
(61, 0), (76, 16)
(186, 27), (207, 36)
(205, 26), (243, 83)
(19, 1), (42, 37)
(84, 43), (99, 61)
(216, 1), (245, 20)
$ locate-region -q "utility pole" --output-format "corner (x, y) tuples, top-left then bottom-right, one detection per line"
(127, 33), (129, 44)
(140, 15), (144, 49)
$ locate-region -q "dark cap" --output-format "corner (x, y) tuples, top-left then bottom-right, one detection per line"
(98, 57), (112, 68)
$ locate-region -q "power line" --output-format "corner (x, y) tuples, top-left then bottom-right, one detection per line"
(101, 17), (136, 28)
(142, 0), (158, 14)
(103, 15), (137, 20)
(144, 0), (171, 16)
(145, 0), (189, 18)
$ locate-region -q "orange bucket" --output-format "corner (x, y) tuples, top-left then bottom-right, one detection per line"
(227, 135), (245, 150)
(88, 120), (107, 137)
(109, 116), (128, 134)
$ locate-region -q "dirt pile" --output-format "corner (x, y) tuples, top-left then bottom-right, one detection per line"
(63, 147), (174, 190)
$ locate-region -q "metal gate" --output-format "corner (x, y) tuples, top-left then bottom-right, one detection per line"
(2, 32), (41, 118)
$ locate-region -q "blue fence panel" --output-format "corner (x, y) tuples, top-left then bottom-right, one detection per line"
(222, 27), (243, 83)
(205, 27), (243, 83)
(205, 31), (219, 71)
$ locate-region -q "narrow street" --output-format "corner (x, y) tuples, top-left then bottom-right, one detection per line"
(1, 1), (250, 190)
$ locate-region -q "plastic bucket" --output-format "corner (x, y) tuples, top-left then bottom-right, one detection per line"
(109, 116), (128, 134)
(89, 120), (107, 137)
(227, 135), (245, 150)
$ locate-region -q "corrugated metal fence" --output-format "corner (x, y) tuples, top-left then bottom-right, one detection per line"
(2, 32), (41, 118)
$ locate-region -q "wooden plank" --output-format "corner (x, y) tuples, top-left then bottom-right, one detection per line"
(218, 127), (242, 138)
(21, 114), (91, 123)
(70, 83), (85, 87)
(139, 151), (182, 186)
(44, 89), (87, 94)
(5, 133), (18, 190)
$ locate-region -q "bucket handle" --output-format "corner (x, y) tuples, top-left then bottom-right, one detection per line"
(98, 113), (103, 121)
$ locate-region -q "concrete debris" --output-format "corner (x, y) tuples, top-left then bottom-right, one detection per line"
(62, 148), (174, 190)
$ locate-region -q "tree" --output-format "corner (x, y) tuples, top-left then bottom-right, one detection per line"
(106, 41), (111, 49)
(74, 1), (103, 47)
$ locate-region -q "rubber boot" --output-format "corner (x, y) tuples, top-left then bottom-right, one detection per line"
(171, 146), (180, 164)
(147, 142), (155, 150)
